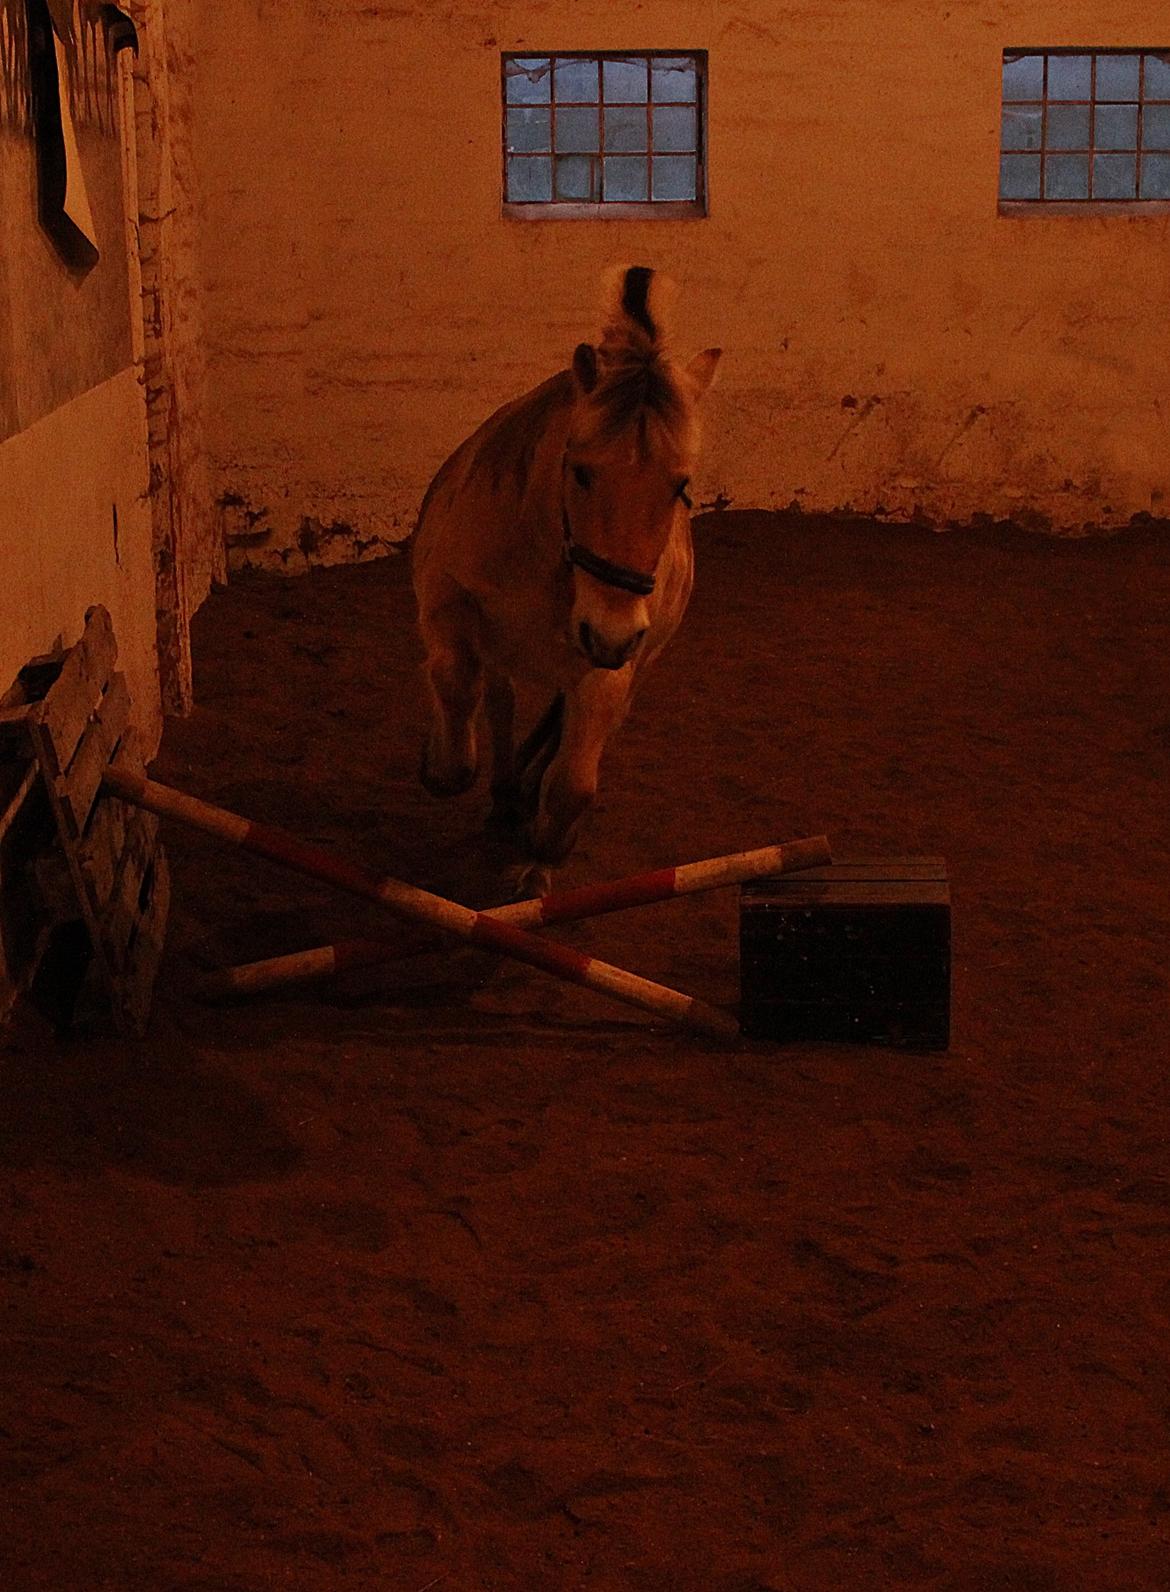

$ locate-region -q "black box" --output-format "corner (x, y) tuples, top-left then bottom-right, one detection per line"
(740, 858), (950, 1048)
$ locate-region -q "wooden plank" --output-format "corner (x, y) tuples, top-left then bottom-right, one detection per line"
(101, 810), (155, 973)
(32, 606), (116, 779)
(743, 883), (951, 909)
(743, 858), (947, 892)
(118, 847), (170, 1036)
(56, 673), (131, 838)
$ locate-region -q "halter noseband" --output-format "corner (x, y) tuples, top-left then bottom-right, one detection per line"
(561, 454), (657, 598)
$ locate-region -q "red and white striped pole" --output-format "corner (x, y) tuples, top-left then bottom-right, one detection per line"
(203, 835), (832, 997)
(101, 767), (742, 1039)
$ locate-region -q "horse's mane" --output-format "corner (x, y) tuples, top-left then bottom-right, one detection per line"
(574, 267), (694, 461)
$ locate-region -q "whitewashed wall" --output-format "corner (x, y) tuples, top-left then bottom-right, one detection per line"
(191, 1), (1170, 571)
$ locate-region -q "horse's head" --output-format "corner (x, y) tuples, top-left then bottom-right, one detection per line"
(562, 266), (720, 671)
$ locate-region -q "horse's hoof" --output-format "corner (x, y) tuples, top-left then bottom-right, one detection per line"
(506, 861), (553, 901)
(419, 745), (477, 798)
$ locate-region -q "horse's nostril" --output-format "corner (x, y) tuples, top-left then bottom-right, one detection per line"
(579, 621), (593, 657)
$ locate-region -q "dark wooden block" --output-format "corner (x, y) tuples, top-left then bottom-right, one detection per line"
(740, 858), (950, 1049)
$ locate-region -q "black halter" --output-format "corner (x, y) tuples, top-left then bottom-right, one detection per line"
(561, 456), (657, 598)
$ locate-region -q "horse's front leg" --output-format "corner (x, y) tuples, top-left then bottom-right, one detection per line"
(418, 591), (483, 797)
(517, 670), (631, 895)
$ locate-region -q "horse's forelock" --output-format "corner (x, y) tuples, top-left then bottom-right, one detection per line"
(574, 349), (694, 462)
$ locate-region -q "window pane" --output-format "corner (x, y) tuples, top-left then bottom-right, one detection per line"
(554, 57), (599, 102)
(1145, 53), (1170, 99)
(1047, 104), (1090, 148)
(554, 155), (597, 201)
(1000, 153), (1041, 198)
(603, 57), (649, 102)
(1003, 53), (1044, 100)
(652, 104), (697, 152)
(1095, 54), (1140, 100)
(651, 155), (697, 200)
(1001, 105), (1042, 150)
(507, 156), (552, 201)
(651, 57), (696, 102)
(506, 107), (551, 153)
(603, 155), (649, 200)
(1142, 104), (1170, 149)
(1095, 104), (1137, 150)
(1047, 54), (1092, 100)
(604, 105), (649, 152)
(1139, 152), (1170, 196)
(1093, 153), (1136, 197)
(556, 106), (600, 152)
(506, 58), (551, 104)
(1045, 153), (1090, 198)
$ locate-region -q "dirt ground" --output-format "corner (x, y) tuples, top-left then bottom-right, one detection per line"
(3, 510), (1170, 1590)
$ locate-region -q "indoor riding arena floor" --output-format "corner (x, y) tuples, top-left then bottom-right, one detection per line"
(3, 511), (1169, 1591)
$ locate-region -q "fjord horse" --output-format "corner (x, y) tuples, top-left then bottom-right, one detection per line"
(412, 266), (720, 894)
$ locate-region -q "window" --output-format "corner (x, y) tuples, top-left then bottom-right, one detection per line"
(1000, 49), (1170, 202)
(502, 52), (706, 216)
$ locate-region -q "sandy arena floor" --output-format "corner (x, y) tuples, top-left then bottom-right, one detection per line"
(3, 510), (1169, 1590)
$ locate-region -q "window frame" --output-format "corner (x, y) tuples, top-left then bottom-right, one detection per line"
(500, 49), (709, 220)
(998, 46), (1170, 214)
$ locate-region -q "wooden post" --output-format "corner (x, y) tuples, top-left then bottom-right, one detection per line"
(206, 835), (833, 997)
(101, 768), (741, 1040)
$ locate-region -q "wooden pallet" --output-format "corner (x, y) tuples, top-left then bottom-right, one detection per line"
(0, 607), (169, 1036)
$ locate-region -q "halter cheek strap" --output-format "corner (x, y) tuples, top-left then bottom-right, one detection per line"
(561, 457), (658, 598)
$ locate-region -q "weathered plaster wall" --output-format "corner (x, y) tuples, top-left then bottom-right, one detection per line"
(0, 369), (158, 733)
(0, 7), (160, 743)
(1, 0), (215, 736)
(193, 1), (1170, 570)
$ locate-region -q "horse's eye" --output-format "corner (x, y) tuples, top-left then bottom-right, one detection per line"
(573, 464), (593, 490)
(675, 478), (693, 509)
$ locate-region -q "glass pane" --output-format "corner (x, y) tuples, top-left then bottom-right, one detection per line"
(506, 107), (551, 153)
(604, 105), (650, 152)
(1095, 54), (1140, 100)
(1048, 54), (1092, 100)
(652, 104), (697, 152)
(999, 153), (1041, 199)
(603, 155), (649, 201)
(1045, 154), (1090, 198)
(651, 57), (696, 103)
(1139, 152), (1170, 196)
(1002, 53), (1044, 100)
(1001, 105), (1042, 150)
(1095, 104), (1137, 149)
(554, 155), (597, 201)
(505, 58), (551, 104)
(1145, 53), (1170, 99)
(1093, 153), (1136, 197)
(555, 106), (600, 152)
(507, 156), (552, 202)
(1047, 104), (1090, 148)
(1142, 104), (1170, 149)
(554, 57), (599, 102)
(651, 155), (697, 200)
(603, 57), (649, 102)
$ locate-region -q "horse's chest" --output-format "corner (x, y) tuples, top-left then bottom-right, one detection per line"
(478, 587), (577, 687)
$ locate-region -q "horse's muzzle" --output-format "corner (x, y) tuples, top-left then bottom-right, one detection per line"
(579, 621), (646, 671)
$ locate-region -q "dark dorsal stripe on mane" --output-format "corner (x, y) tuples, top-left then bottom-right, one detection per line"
(621, 266), (657, 341)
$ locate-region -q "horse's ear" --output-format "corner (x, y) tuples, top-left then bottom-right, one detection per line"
(685, 347), (722, 398)
(572, 342), (599, 394)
